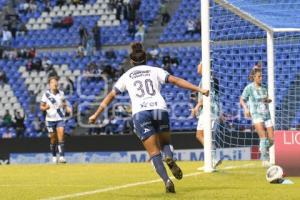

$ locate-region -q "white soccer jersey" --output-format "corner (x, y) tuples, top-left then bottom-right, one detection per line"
(41, 90), (66, 121)
(114, 65), (169, 115)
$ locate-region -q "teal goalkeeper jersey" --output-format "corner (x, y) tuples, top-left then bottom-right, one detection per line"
(198, 80), (219, 119)
(241, 82), (271, 120)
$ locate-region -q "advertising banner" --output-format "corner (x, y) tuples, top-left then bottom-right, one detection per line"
(275, 130), (300, 176)
(10, 147), (251, 164)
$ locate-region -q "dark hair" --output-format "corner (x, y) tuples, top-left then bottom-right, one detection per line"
(129, 42), (146, 66)
(48, 76), (59, 83)
(249, 67), (262, 81)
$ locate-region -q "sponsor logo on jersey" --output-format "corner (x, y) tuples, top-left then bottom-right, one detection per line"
(140, 101), (158, 108)
(129, 70), (151, 79)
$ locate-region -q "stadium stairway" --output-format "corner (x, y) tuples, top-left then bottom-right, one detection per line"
(143, 0), (181, 49)
(18, 65), (80, 103)
(0, 84), (24, 116)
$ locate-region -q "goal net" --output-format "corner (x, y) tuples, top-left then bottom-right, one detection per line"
(203, 0), (300, 167)
(274, 32), (300, 131)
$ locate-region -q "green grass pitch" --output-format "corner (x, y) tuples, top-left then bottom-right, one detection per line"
(0, 161), (299, 200)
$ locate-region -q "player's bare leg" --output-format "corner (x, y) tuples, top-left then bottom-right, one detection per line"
(159, 132), (183, 180)
(254, 122), (270, 166)
(195, 130), (205, 170)
(49, 133), (58, 163)
(143, 134), (175, 193)
(196, 130), (204, 145)
(56, 127), (66, 163)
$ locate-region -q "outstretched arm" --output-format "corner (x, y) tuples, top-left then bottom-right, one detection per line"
(167, 75), (209, 96)
(89, 90), (117, 123)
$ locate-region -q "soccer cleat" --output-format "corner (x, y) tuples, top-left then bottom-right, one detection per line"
(165, 157), (183, 180)
(58, 156), (67, 164)
(165, 179), (175, 193)
(213, 159), (223, 169)
(52, 157), (58, 164)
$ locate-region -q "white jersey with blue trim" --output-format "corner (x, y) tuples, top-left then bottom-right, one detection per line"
(114, 65), (169, 115)
(41, 89), (66, 121)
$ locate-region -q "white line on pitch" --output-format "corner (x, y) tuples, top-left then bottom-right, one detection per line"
(39, 163), (254, 200)
(0, 184), (94, 188)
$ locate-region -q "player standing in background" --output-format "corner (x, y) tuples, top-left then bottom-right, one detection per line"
(89, 42), (209, 193)
(191, 62), (222, 170)
(40, 76), (72, 164)
(240, 67), (273, 167)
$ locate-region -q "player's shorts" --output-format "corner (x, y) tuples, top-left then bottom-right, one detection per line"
(252, 118), (273, 128)
(46, 120), (65, 133)
(197, 114), (218, 132)
(133, 109), (170, 141)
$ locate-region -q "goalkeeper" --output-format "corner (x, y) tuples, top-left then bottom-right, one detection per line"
(240, 66), (274, 167)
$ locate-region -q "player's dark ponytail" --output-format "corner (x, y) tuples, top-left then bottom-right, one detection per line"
(130, 42), (146, 66)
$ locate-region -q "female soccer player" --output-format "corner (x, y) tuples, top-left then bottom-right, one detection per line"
(240, 67), (273, 166)
(40, 76), (72, 164)
(191, 62), (222, 170)
(89, 43), (209, 193)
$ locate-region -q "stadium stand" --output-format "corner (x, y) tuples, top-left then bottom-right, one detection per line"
(0, 47), (128, 138)
(0, 82), (24, 138)
(226, 0), (300, 29)
(160, 0), (201, 42)
(1, 0), (300, 138)
(210, 4), (265, 40)
(214, 43), (300, 130)
(159, 0), (264, 42)
(0, 83), (23, 117)
(0, 0), (8, 10)
(12, 0), (160, 48)
(6, 41), (300, 137)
